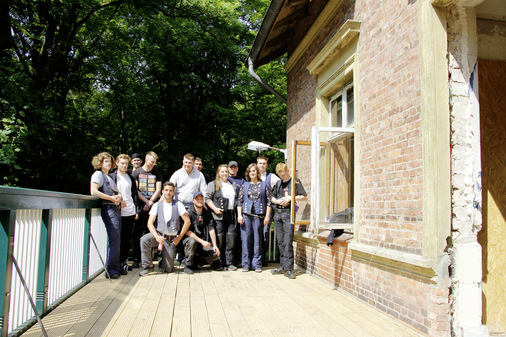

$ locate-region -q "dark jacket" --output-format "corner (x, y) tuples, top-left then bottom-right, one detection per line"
(187, 205), (216, 240)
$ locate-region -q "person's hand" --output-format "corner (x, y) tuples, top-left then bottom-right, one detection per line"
(213, 246), (221, 257)
(156, 235), (166, 246)
(214, 208), (223, 215)
(263, 217), (270, 226)
(111, 194), (122, 204)
(134, 214), (139, 221)
(202, 240), (211, 248)
(120, 200), (127, 208)
(237, 215), (244, 225)
(172, 235), (181, 246)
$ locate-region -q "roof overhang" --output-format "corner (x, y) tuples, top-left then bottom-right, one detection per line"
(248, 0), (311, 69)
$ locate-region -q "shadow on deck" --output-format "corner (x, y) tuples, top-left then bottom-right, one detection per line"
(22, 264), (425, 337)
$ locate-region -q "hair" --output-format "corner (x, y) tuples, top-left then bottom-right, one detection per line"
(184, 153), (195, 161)
(145, 151), (158, 160)
(194, 157), (203, 163)
(256, 155), (268, 163)
(214, 164), (229, 190)
(91, 152), (115, 170)
(116, 154), (130, 162)
(245, 163), (260, 182)
(163, 181), (175, 190)
(275, 162), (288, 175)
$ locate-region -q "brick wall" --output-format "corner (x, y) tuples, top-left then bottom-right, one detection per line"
(285, 0), (450, 335)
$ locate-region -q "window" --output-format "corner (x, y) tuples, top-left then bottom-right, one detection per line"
(305, 20), (360, 233)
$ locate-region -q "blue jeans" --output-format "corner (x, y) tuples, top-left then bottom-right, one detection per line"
(101, 205), (122, 276)
(241, 214), (264, 269)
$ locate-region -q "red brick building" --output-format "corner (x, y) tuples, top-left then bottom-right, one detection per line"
(248, 0), (505, 336)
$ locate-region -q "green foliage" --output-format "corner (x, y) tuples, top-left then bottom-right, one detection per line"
(1, 0), (287, 193)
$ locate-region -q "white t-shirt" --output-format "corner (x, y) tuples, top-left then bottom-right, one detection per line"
(220, 181), (236, 210)
(116, 172), (136, 217)
(149, 199), (187, 234)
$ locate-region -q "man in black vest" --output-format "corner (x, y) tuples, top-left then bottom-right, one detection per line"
(181, 192), (222, 274)
(139, 181), (191, 276)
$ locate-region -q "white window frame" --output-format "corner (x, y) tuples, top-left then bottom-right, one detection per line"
(311, 126), (354, 233)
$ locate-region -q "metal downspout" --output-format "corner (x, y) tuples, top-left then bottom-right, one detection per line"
(248, 57), (287, 104)
(247, 0), (287, 104)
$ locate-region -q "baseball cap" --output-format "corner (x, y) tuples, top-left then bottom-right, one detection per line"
(228, 161), (238, 167)
(193, 191), (204, 199)
(131, 153), (142, 159)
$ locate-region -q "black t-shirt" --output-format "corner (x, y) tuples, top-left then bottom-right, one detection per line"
(132, 167), (163, 206)
(272, 178), (307, 207)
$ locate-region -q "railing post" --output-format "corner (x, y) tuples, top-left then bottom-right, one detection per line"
(36, 210), (52, 314)
(0, 210), (16, 337)
(82, 209), (92, 282)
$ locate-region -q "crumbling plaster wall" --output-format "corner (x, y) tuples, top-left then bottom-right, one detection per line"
(446, 3), (488, 336)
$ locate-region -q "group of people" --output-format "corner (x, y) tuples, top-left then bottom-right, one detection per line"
(90, 151), (306, 280)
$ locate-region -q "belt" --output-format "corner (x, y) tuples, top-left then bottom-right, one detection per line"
(275, 207), (290, 212)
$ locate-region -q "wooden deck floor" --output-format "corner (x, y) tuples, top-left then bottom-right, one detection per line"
(22, 264), (425, 337)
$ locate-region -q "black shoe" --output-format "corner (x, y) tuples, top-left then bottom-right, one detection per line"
(105, 273), (120, 279)
(271, 267), (284, 275)
(132, 260), (140, 268)
(121, 263), (129, 275)
(184, 266), (194, 275)
(284, 270), (295, 279)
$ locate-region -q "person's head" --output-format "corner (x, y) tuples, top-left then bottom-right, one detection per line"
(161, 181), (176, 201)
(116, 154), (130, 174)
(228, 161), (238, 177)
(256, 156), (268, 174)
(245, 163), (260, 182)
(275, 162), (290, 181)
(215, 164), (229, 189)
(92, 152), (115, 172)
(144, 151), (158, 171)
(193, 191), (205, 208)
(183, 153), (195, 173)
(131, 153), (143, 170)
(194, 157), (203, 171)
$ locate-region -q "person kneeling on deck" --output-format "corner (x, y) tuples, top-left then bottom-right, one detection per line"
(139, 181), (191, 276)
(181, 192), (222, 274)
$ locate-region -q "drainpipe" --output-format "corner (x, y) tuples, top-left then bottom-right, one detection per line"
(248, 57), (287, 104)
(247, 0), (287, 104)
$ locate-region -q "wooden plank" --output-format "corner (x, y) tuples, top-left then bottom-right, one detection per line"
(150, 272), (178, 336)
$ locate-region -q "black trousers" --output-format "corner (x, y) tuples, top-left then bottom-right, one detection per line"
(274, 209), (294, 272)
(215, 211), (236, 267)
(120, 215), (135, 263)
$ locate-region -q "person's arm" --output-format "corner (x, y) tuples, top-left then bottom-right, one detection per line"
(264, 206), (272, 226)
(172, 212), (190, 246)
(149, 180), (162, 205)
(208, 228), (220, 256)
(185, 230), (211, 248)
(237, 206), (244, 224)
(205, 182), (222, 215)
(91, 182), (121, 204)
(147, 213), (165, 246)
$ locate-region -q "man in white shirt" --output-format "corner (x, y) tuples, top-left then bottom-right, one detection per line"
(169, 153), (208, 208)
(110, 154), (139, 272)
(139, 181), (191, 276)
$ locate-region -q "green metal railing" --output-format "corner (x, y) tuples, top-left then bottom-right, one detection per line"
(0, 186), (104, 337)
